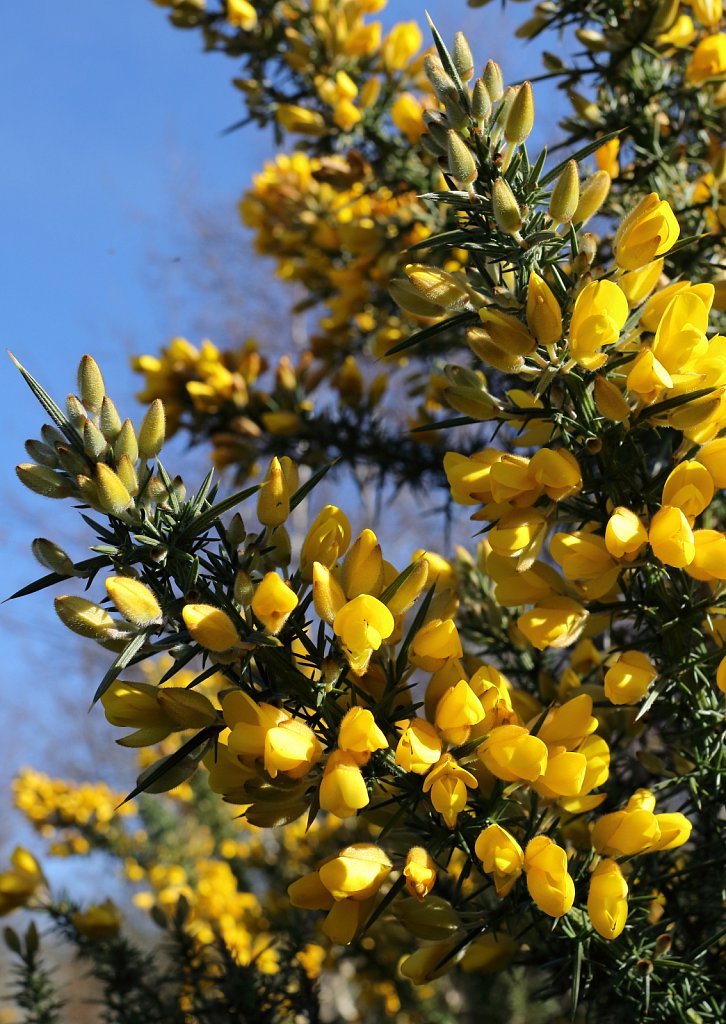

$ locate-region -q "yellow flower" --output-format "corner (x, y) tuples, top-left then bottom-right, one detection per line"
(649, 506), (696, 567)
(661, 461), (714, 519)
(604, 651), (657, 705)
(517, 597), (588, 650)
(587, 860), (628, 940)
(318, 844), (392, 901)
(569, 279), (629, 369)
(524, 836), (574, 918)
(71, 899), (122, 940)
(319, 751), (369, 818)
(275, 104), (327, 136)
(251, 572), (298, 633)
(395, 718), (442, 774)
(422, 753), (478, 828)
(101, 679), (216, 747)
(333, 594), (394, 674)
(0, 848), (44, 916)
(391, 93), (425, 144)
(338, 707), (388, 762)
(264, 718), (323, 779)
(595, 137), (620, 178)
(613, 193), (681, 271)
(685, 33), (726, 83)
(403, 847), (437, 901)
(409, 618), (463, 671)
(592, 807), (661, 856)
(605, 507), (648, 560)
(475, 824), (524, 897)
(434, 680), (486, 745)
(226, 0), (257, 30)
(526, 271), (562, 346)
(478, 724), (548, 782)
(657, 14), (696, 48)
(300, 505), (351, 579)
(381, 21), (422, 71)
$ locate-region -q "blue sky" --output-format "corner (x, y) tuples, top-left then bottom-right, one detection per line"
(0, 0), (564, 868)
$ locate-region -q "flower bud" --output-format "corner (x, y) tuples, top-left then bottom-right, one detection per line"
(66, 393), (87, 426)
(115, 454), (139, 497)
(504, 81), (534, 145)
(389, 278), (443, 318)
(548, 160), (580, 224)
(447, 131), (477, 185)
(24, 439), (59, 468)
(83, 419), (108, 460)
(137, 399), (166, 460)
(468, 330), (525, 373)
(114, 420), (139, 464)
(251, 572), (298, 633)
(573, 170), (611, 224)
(403, 847), (437, 901)
(257, 456), (289, 528)
(385, 558), (429, 617)
(471, 79), (491, 123)
(423, 55), (456, 102)
(491, 177), (523, 234)
(341, 529), (384, 599)
(99, 396), (123, 442)
(482, 60), (503, 102)
(405, 264), (473, 311)
(54, 595), (115, 639)
(32, 538), (78, 576)
(16, 464), (70, 499)
(453, 31), (474, 80)
(77, 355), (105, 412)
(318, 844), (392, 902)
(182, 603), (240, 652)
(312, 562), (347, 625)
(95, 463), (133, 516)
(106, 576), (162, 628)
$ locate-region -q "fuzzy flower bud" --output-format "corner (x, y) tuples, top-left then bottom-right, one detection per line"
(491, 177), (523, 234)
(105, 576), (162, 628)
(183, 603), (240, 652)
(548, 160), (580, 224)
(77, 355), (105, 413)
(137, 399), (166, 460)
(504, 81), (534, 145)
(574, 170), (611, 225)
(447, 131), (477, 186)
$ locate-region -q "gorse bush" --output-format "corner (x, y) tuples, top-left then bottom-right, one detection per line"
(5, 1), (726, 1022)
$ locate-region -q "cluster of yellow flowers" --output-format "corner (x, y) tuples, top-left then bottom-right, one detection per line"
(9, 9), (726, 1019)
(241, 151), (434, 360)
